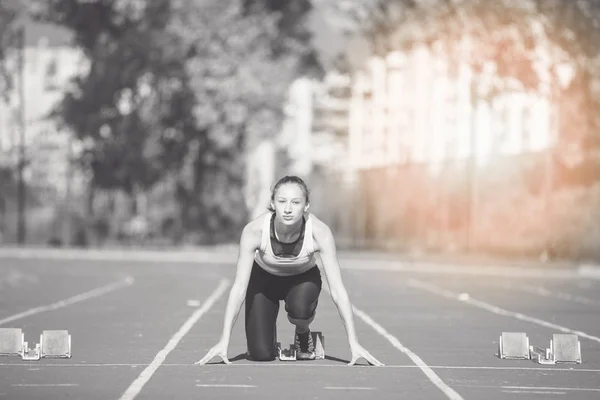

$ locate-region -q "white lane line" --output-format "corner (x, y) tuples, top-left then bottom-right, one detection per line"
(456, 384), (600, 393)
(324, 386), (375, 390)
(342, 261), (579, 279)
(0, 276), (135, 326)
(0, 248), (236, 265)
(1, 363), (599, 372)
(502, 283), (600, 307)
(196, 384), (255, 388)
(11, 384), (78, 387)
(320, 283), (464, 400)
(502, 390), (565, 395)
(503, 386), (600, 392)
(408, 279), (600, 344)
(352, 306), (465, 400)
(118, 279), (230, 400)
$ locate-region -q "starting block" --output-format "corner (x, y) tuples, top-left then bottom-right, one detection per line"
(277, 331), (325, 361)
(0, 328), (24, 357)
(0, 329), (71, 361)
(529, 345), (554, 365)
(530, 334), (581, 365)
(278, 343), (296, 361)
(41, 330), (72, 359)
(498, 332), (530, 360)
(22, 340), (41, 361)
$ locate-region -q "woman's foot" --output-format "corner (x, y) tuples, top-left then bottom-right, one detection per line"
(294, 330), (315, 360)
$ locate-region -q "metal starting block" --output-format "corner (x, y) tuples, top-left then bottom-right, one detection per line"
(313, 332), (325, 359)
(0, 328), (25, 357)
(529, 345), (554, 365)
(41, 330), (72, 359)
(0, 329), (71, 361)
(277, 343), (296, 361)
(277, 331), (325, 361)
(530, 334), (581, 365)
(22, 341), (41, 361)
(498, 332), (530, 360)
(529, 346), (554, 364)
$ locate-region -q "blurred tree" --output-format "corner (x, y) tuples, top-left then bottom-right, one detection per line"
(28, 0), (321, 244)
(0, 1), (19, 102)
(29, 0), (199, 220)
(166, 0), (320, 242)
(0, 1), (20, 240)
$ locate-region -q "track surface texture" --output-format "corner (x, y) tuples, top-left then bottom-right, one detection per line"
(1, 247), (599, 400)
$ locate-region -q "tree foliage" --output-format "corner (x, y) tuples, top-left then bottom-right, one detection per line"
(28, 0), (320, 243)
(30, 0), (198, 196)
(161, 0), (319, 241)
(0, 0), (20, 205)
(0, 0), (19, 102)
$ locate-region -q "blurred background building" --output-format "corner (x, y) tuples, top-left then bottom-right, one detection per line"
(342, 41), (558, 255)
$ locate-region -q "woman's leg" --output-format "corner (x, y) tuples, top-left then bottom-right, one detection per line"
(284, 266), (322, 333)
(245, 263), (280, 361)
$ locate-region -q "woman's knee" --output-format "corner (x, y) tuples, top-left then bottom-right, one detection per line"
(285, 301), (317, 320)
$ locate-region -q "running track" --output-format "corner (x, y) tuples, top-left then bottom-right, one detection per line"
(1, 248), (599, 400)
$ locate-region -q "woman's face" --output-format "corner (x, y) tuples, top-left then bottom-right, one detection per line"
(271, 183), (307, 225)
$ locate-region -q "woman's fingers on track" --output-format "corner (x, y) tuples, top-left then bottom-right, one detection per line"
(195, 350), (231, 365)
(347, 351), (384, 367)
(195, 349), (217, 365)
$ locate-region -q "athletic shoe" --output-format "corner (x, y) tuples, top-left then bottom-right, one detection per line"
(294, 330), (316, 360)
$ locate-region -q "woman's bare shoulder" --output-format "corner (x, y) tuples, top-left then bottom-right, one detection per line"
(241, 212), (269, 244)
(308, 213), (332, 235)
(308, 213), (334, 252)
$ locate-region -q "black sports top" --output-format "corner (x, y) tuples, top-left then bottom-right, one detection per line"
(269, 213), (305, 258)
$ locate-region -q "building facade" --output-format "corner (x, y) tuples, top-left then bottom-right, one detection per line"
(348, 43), (554, 173)
(340, 38), (567, 252)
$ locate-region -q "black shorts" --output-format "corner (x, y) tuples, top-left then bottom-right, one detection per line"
(244, 261), (322, 361)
